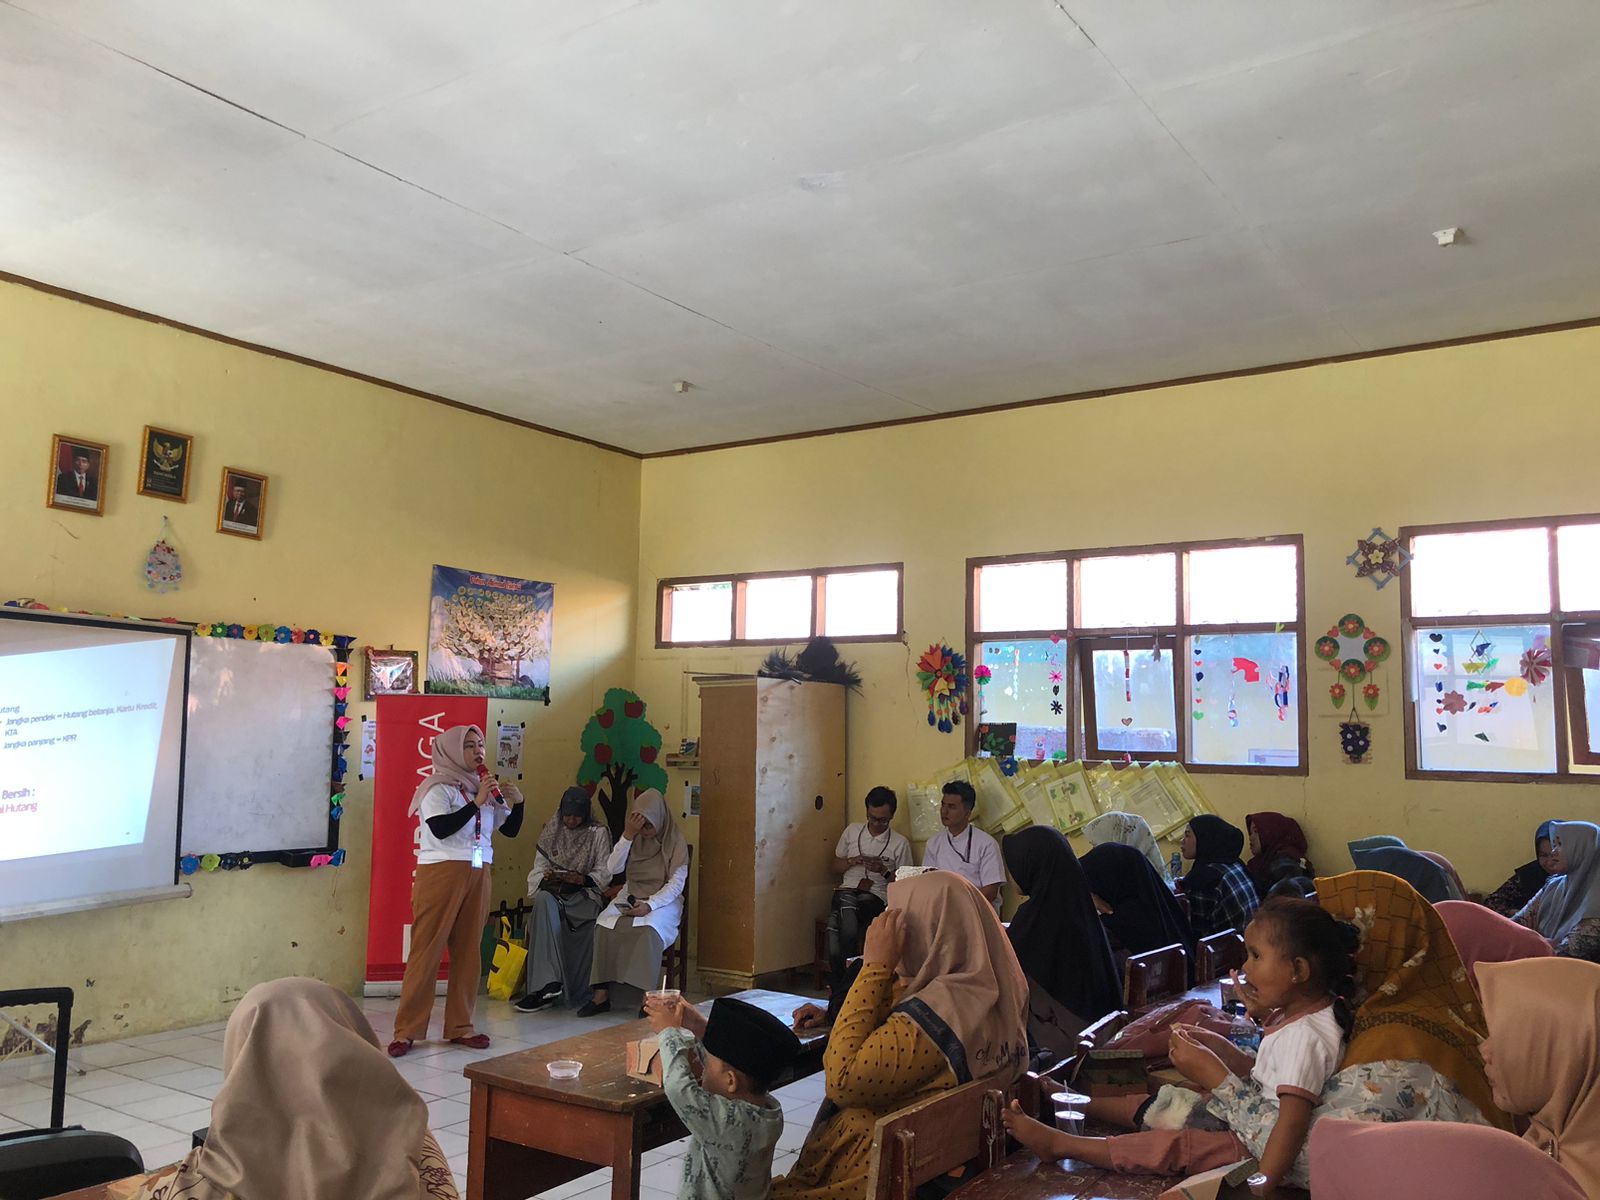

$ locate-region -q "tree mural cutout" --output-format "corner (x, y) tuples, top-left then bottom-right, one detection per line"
(577, 687), (668, 838)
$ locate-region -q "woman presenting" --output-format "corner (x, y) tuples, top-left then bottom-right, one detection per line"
(389, 724), (523, 1058)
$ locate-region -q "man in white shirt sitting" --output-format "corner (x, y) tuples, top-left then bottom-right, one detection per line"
(919, 780), (1004, 908)
(826, 786), (913, 987)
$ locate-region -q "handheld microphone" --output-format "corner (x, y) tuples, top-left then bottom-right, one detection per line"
(477, 763), (506, 806)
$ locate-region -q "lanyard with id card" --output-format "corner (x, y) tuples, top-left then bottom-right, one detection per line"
(471, 805), (484, 870)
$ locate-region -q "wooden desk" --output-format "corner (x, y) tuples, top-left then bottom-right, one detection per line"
(464, 989), (824, 1200)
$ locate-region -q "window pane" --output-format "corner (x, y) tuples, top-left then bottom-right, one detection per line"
(1413, 624), (1556, 774)
(1188, 633), (1299, 767)
(1089, 645), (1176, 753)
(1078, 554), (1177, 628)
(743, 575), (812, 640)
(1558, 524), (1600, 611)
(976, 560), (1067, 633)
(663, 581), (732, 642)
(975, 639), (1069, 762)
(1582, 668), (1600, 756)
(1187, 545), (1299, 625)
(1409, 529), (1550, 618)
(822, 569), (899, 637)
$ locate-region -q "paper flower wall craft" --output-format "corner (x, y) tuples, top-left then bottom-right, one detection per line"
(917, 642), (969, 733)
(1347, 527), (1411, 590)
(1339, 720), (1373, 763)
(1314, 612), (1391, 712)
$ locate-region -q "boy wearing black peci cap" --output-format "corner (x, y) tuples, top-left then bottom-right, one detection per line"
(645, 994), (800, 1200)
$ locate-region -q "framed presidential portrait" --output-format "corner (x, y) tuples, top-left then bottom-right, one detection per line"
(137, 425), (194, 502)
(47, 434), (109, 516)
(217, 467), (269, 539)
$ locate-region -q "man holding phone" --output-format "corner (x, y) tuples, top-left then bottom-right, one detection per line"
(825, 786), (913, 993)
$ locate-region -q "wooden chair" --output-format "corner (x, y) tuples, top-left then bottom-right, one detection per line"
(658, 844), (694, 993)
(1196, 929), (1246, 983)
(864, 1079), (1007, 1200)
(1123, 942), (1188, 1009)
(1077, 1008), (1130, 1052)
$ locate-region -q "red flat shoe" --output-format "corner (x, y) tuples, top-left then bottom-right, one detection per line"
(387, 1039), (414, 1058)
(450, 1034), (491, 1049)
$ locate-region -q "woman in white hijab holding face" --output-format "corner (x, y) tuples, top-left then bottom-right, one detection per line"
(581, 789), (690, 1017)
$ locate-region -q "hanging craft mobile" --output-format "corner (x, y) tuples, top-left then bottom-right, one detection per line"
(1313, 612), (1391, 712)
(143, 517), (183, 592)
(916, 641), (969, 733)
(1347, 527), (1412, 590)
(1520, 643), (1552, 686)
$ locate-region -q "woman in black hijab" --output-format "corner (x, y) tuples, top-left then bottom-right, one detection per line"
(1003, 827), (1123, 1058)
(1081, 841), (1196, 976)
(1176, 814), (1259, 937)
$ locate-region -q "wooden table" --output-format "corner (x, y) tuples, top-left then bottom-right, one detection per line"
(464, 989), (825, 1200)
(950, 1152), (1308, 1200)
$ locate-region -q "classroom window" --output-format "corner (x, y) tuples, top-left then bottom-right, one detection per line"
(656, 564), (902, 646)
(968, 536), (1305, 774)
(1400, 517), (1600, 781)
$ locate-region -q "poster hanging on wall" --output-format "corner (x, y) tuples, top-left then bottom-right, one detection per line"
(425, 564), (553, 701)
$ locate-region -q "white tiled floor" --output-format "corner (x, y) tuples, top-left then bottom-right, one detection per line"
(0, 992), (828, 1198)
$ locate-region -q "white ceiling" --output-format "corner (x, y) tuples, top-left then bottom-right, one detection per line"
(4, 0), (1599, 453)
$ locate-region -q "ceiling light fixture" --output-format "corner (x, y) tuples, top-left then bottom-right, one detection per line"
(1433, 227), (1463, 246)
(673, 380), (691, 393)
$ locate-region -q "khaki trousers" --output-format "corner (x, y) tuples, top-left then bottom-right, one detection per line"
(394, 859), (492, 1041)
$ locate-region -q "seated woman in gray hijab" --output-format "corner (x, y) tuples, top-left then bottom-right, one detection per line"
(515, 787), (614, 1012)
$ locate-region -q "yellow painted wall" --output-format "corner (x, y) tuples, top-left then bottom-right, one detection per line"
(637, 327), (1600, 895)
(0, 280), (640, 1040)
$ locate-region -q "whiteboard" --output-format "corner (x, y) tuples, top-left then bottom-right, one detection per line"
(182, 638), (335, 854)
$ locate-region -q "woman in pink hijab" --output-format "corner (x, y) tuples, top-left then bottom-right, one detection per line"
(1308, 1120), (1585, 1199)
(1435, 899), (1552, 991)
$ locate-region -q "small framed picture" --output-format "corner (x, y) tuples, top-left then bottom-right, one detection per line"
(217, 467), (268, 539)
(47, 434), (109, 515)
(137, 425), (193, 502)
(365, 649), (419, 699)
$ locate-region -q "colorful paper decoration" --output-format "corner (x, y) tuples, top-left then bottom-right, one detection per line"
(1347, 527), (1411, 589)
(1339, 721), (1372, 763)
(1520, 644), (1552, 686)
(999, 756), (1019, 777)
(143, 519), (183, 592)
(1314, 612), (1391, 711)
(916, 642), (969, 734)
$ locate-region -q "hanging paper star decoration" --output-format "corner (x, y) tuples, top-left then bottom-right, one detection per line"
(916, 642), (969, 733)
(1347, 527), (1411, 590)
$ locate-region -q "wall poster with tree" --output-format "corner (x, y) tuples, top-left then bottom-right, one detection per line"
(426, 564), (553, 701)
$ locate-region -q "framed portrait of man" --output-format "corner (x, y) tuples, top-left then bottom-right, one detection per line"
(47, 434), (109, 515)
(137, 425), (193, 501)
(217, 467), (268, 539)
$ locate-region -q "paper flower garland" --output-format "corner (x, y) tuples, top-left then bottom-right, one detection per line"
(1347, 527), (1411, 590)
(917, 642), (969, 733)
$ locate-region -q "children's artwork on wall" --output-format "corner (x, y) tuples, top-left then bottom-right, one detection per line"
(976, 721), (1018, 758)
(576, 687), (668, 837)
(1347, 527), (1411, 589)
(1315, 612), (1392, 716)
(364, 647), (418, 699)
(137, 425), (192, 502)
(1338, 720), (1372, 763)
(916, 641), (968, 733)
(46, 433), (108, 515)
(142, 517), (183, 592)
(216, 466), (268, 540)
(426, 564), (553, 701)
(1418, 625), (1556, 771)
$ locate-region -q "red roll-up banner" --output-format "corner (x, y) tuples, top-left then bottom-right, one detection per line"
(366, 694), (488, 988)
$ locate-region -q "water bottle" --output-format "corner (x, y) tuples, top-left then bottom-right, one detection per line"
(1224, 1002), (1260, 1053)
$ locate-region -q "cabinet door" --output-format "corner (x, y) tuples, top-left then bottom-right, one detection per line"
(697, 681), (757, 975)
(752, 679), (847, 975)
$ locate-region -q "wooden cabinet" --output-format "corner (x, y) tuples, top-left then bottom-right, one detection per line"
(695, 676), (847, 990)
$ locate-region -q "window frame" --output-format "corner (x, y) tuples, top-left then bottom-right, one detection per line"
(656, 562), (905, 648)
(1400, 514), (1600, 783)
(966, 535), (1307, 776)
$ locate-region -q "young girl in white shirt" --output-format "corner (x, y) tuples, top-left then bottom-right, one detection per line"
(1005, 897), (1359, 1196)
